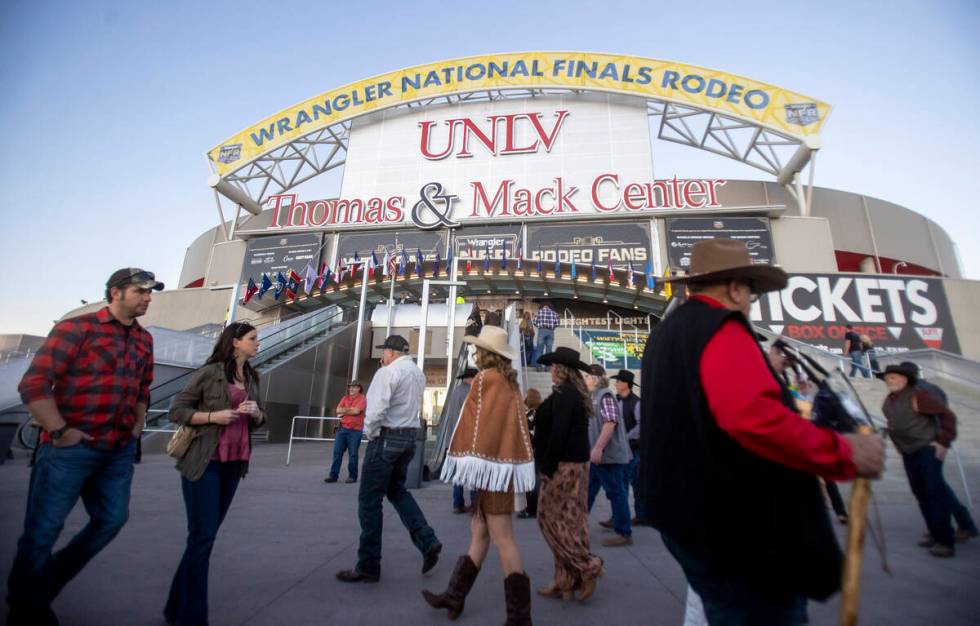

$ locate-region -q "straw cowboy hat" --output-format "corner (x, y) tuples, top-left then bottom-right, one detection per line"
(463, 326), (519, 361)
(664, 238), (788, 293)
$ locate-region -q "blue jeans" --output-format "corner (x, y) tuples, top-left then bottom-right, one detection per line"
(452, 485), (477, 509)
(902, 446), (955, 548)
(165, 461), (242, 626)
(330, 427), (363, 480)
(535, 328), (554, 369)
(626, 451), (647, 520)
(356, 431), (439, 577)
(587, 463), (632, 537)
(663, 534), (806, 626)
(7, 441), (135, 618)
(848, 350), (869, 378)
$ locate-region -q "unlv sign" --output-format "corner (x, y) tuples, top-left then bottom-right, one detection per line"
(419, 110), (570, 159)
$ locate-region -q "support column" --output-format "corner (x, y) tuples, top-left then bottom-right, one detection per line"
(351, 261), (370, 380)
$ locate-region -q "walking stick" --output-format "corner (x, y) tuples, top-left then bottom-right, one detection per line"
(840, 426), (872, 626)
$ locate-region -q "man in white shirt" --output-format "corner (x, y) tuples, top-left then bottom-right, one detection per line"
(336, 335), (442, 583)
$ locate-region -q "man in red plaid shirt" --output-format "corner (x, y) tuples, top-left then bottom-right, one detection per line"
(7, 268), (162, 625)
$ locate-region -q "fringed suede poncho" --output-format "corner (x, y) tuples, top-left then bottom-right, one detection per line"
(441, 368), (535, 493)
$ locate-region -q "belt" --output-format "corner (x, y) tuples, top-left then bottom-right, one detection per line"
(379, 426), (418, 435)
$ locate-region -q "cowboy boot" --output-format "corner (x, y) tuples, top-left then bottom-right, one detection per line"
(504, 571), (532, 626)
(422, 555), (480, 620)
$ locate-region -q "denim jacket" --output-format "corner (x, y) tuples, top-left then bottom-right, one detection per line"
(168, 362), (265, 481)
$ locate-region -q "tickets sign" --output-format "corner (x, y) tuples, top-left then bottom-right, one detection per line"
(750, 274), (960, 354)
(209, 51), (830, 176)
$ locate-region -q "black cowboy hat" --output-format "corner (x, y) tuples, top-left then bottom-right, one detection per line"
(537, 347), (591, 372)
(662, 238), (787, 294)
(875, 363), (918, 385)
(610, 369), (638, 387)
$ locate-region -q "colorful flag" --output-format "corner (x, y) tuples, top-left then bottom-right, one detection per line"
(466, 242), (473, 272)
(243, 277), (258, 304)
(608, 256), (615, 281)
(320, 263), (331, 290)
(484, 241), (490, 271)
(287, 270), (302, 299)
(303, 262), (317, 295)
(369, 252), (378, 279)
(554, 247), (560, 276)
(663, 266), (672, 298)
(257, 273), (273, 300)
(516, 238), (523, 270)
(352, 251), (361, 277)
(501, 241), (508, 270)
(627, 260), (635, 288)
(570, 255), (577, 280)
(399, 248), (408, 276)
(644, 260), (654, 290)
(337, 257), (348, 282)
(415, 248), (423, 277)
(433, 250), (441, 277)
(274, 272), (287, 300)
(381, 251), (391, 277)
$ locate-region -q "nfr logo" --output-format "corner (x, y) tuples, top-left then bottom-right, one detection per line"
(419, 110), (570, 160)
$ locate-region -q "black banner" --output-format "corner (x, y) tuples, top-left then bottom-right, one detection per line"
(242, 233), (323, 280)
(526, 221), (650, 268)
(452, 224), (523, 258)
(666, 217), (773, 269)
(336, 230), (448, 265)
(750, 274), (960, 355)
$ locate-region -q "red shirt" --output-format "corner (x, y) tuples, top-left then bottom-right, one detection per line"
(694, 295), (856, 481)
(18, 307), (154, 450)
(338, 393), (366, 431)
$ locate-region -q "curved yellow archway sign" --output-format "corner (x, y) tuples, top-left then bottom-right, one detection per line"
(209, 51), (830, 176)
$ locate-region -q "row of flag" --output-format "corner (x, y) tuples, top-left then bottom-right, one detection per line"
(242, 242), (669, 305)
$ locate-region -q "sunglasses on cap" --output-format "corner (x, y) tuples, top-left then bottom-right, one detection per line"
(109, 270), (157, 288)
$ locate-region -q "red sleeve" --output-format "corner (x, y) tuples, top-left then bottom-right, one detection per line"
(354, 395), (367, 416)
(915, 390), (957, 447)
(700, 319), (857, 481)
(139, 333), (154, 406)
(18, 318), (85, 404)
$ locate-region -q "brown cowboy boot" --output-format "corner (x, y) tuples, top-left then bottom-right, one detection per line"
(504, 571), (532, 626)
(422, 555), (480, 620)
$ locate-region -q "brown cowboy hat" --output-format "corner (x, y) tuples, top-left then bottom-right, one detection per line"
(664, 238), (787, 293)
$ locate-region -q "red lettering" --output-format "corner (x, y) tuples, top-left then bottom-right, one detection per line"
(385, 196), (404, 222)
(498, 114), (537, 154)
(535, 187), (554, 214)
(682, 180), (707, 208)
(470, 180), (512, 217)
(707, 179), (726, 206)
(418, 120), (455, 160)
(307, 200), (331, 226)
(266, 193), (296, 228)
(591, 174), (620, 211)
(554, 178), (579, 213)
(455, 118), (496, 158)
(525, 110), (570, 152)
(623, 183), (645, 210)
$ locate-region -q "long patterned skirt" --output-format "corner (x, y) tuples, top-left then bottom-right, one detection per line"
(537, 462), (603, 591)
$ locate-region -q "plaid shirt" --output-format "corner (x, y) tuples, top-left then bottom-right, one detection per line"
(598, 393), (619, 423)
(19, 307), (154, 450)
(532, 306), (560, 330)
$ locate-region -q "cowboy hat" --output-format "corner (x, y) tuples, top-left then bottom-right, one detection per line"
(610, 369), (639, 387)
(875, 363), (918, 385)
(663, 238), (787, 293)
(536, 347), (591, 372)
(462, 326), (519, 361)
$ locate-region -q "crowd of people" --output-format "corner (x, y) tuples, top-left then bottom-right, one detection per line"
(5, 239), (974, 626)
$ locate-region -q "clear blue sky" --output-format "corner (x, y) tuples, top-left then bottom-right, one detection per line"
(1, 0), (978, 336)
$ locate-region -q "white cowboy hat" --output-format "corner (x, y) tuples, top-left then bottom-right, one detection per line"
(462, 326), (519, 362)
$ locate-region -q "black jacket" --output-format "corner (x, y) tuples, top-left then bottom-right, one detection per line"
(533, 382), (590, 477)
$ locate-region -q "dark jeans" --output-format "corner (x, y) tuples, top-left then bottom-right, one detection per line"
(848, 350), (869, 378)
(356, 431), (438, 577)
(330, 427), (362, 480)
(947, 481), (979, 533)
(902, 446), (955, 548)
(626, 450), (647, 520)
(7, 441), (135, 619)
(534, 329), (554, 370)
(587, 463), (632, 537)
(522, 336), (534, 366)
(165, 461), (242, 626)
(452, 485), (477, 509)
(663, 535), (805, 626)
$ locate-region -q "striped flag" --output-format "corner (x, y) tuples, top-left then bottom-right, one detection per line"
(608, 256), (615, 281)
(369, 251), (378, 279)
(243, 277), (258, 304)
(352, 251), (361, 277)
(466, 242), (473, 272)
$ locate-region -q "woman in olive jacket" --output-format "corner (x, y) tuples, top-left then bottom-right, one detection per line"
(164, 322), (266, 626)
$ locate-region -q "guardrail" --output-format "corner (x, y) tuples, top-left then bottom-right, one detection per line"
(286, 416), (367, 465)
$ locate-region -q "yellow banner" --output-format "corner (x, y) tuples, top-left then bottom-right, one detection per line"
(209, 51), (830, 176)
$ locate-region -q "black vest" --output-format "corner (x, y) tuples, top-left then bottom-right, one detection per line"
(639, 298), (841, 600)
(620, 392), (640, 447)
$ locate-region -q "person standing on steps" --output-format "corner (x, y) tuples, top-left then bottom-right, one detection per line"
(423, 326), (535, 625)
(335, 335), (442, 583)
(532, 304), (560, 372)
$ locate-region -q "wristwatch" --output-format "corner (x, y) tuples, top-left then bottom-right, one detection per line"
(50, 426), (68, 441)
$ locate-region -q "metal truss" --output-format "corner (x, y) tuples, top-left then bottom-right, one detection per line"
(211, 88), (812, 213)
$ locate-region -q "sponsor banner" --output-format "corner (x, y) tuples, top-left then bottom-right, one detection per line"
(241, 233), (323, 281)
(527, 221), (651, 268)
(553, 299), (651, 329)
(580, 329), (645, 370)
(209, 51), (829, 175)
(452, 225), (523, 259)
(336, 231), (447, 266)
(666, 217), (774, 269)
(750, 274), (960, 354)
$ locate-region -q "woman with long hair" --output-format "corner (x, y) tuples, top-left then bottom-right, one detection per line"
(164, 322), (266, 626)
(423, 326), (535, 625)
(533, 347), (603, 602)
(519, 310), (535, 365)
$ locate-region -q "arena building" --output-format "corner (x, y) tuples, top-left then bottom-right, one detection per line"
(57, 52), (980, 440)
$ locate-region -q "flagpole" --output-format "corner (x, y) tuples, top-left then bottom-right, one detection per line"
(386, 257), (396, 338)
(351, 260), (370, 381)
(446, 254), (459, 388)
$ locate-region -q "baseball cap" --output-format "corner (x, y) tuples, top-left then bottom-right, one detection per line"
(376, 335), (410, 352)
(107, 268), (164, 291)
